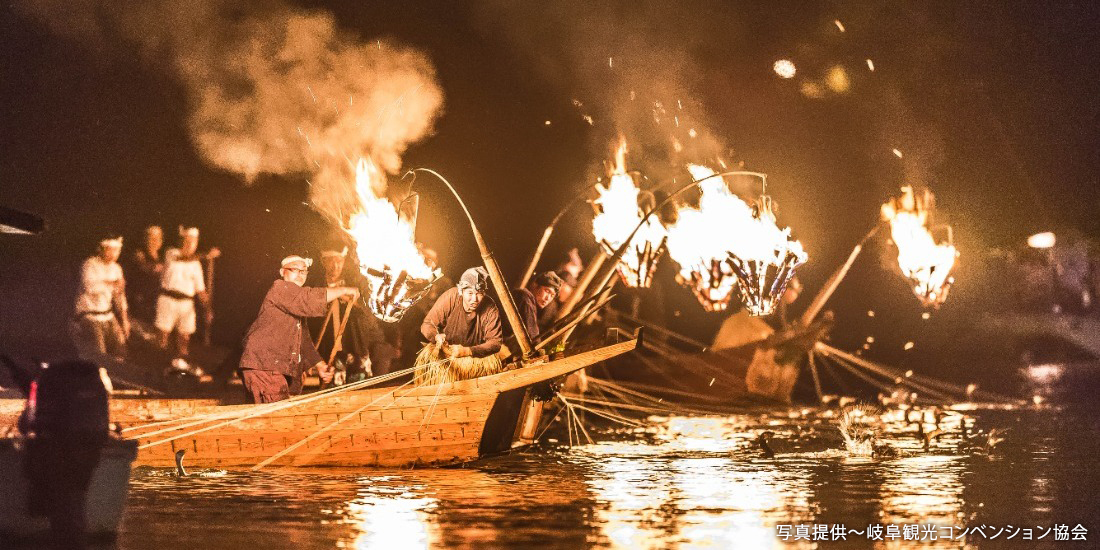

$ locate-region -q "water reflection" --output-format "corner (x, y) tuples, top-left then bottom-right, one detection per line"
(114, 406), (1099, 549)
(342, 478), (438, 549)
(581, 417), (815, 549)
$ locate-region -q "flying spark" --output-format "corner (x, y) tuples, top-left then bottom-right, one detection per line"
(866, 59), (875, 71)
(834, 20), (846, 32)
(904, 341), (915, 350)
(892, 148), (904, 158)
(307, 86), (316, 102)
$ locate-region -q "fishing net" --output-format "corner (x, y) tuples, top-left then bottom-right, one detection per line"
(413, 344), (504, 386)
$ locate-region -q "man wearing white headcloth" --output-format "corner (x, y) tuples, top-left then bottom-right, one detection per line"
(155, 226), (219, 360)
(71, 234), (130, 360)
(239, 255), (360, 403)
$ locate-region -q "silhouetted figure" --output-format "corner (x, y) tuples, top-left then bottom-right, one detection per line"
(19, 360), (109, 549)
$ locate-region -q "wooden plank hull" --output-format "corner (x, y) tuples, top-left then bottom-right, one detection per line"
(123, 337), (638, 469)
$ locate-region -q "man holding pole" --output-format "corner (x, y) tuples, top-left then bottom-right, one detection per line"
(314, 246), (388, 383)
(239, 255), (359, 403)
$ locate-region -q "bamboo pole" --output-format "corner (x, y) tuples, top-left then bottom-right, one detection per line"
(799, 223), (884, 326)
(412, 169), (535, 358)
(518, 198), (585, 289)
(557, 249), (607, 319)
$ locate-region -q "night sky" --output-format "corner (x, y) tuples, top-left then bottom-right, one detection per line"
(3, 1), (1099, 369)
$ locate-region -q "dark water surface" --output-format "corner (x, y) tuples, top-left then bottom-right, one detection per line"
(110, 383), (1100, 549)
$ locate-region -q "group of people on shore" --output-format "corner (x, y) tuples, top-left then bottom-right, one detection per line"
(71, 226), (218, 370)
(72, 226), (580, 404)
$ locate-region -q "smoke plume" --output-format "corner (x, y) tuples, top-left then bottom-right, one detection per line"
(16, 0), (443, 223)
(474, 1), (731, 181)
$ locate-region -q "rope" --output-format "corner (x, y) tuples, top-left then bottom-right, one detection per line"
(133, 361), (439, 448)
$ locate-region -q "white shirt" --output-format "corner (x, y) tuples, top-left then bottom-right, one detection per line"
(75, 256), (125, 321)
(160, 248), (206, 297)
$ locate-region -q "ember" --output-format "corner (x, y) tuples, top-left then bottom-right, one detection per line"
(591, 140), (667, 288)
(881, 186), (958, 308)
(346, 158), (441, 322)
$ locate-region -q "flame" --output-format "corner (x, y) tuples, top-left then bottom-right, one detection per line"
(346, 157), (439, 321)
(591, 140), (667, 288)
(881, 186), (958, 307)
(666, 165), (806, 314)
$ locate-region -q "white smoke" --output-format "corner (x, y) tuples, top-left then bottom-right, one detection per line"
(16, 0), (443, 223)
(474, 0), (729, 179)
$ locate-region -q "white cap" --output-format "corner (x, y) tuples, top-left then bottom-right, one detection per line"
(281, 255), (313, 269)
(321, 246), (348, 258)
(100, 236), (123, 248)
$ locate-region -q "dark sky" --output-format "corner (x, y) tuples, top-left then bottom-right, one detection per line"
(2, 1), (1099, 362)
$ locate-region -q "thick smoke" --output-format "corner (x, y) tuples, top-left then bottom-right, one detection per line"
(16, 0), (443, 224)
(474, 1), (730, 180)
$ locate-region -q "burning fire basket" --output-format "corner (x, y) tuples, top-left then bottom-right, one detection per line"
(726, 196), (807, 316)
(361, 266), (441, 323)
(676, 258), (739, 312)
(600, 235), (667, 289)
(881, 186), (958, 308)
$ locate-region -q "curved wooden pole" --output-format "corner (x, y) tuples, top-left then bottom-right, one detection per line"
(411, 169), (535, 358)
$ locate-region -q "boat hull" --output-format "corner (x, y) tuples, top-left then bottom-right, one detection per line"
(123, 337), (639, 469)
(0, 438), (137, 540)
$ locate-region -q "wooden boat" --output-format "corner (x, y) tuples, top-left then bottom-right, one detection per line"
(0, 437), (137, 541)
(591, 309), (829, 406)
(115, 331), (638, 469)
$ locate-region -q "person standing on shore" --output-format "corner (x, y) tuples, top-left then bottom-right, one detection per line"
(71, 235), (130, 361)
(154, 226), (218, 363)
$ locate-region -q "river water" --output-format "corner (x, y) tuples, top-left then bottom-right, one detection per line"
(108, 371), (1099, 550)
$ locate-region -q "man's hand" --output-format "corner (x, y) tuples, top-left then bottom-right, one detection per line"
(434, 333), (446, 349)
(315, 361), (335, 384)
(449, 345), (473, 358)
(205, 247), (222, 260)
(340, 286), (360, 302)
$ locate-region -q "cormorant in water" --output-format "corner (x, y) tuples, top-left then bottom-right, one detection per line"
(174, 449), (188, 477)
(757, 431), (776, 458)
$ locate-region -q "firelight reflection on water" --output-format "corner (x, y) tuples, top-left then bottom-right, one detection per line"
(115, 404), (1099, 549)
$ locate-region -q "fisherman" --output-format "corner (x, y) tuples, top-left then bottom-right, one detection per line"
(71, 234), (130, 361)
(128, 225), (164, 327)
(315, 245), (389, 382)
(508, 270), (564, 343)
(155, 226), (218, 362)
(240, 255), (360, 403)
(420, 267), (503, 358)
(538, 248), (583, 331)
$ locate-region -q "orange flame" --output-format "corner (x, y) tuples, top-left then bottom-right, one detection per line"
(591, 139), (667, 288)
(345, 157), (439, 321)
(666, 165), (806, 312)
(881, 186), (958, 307)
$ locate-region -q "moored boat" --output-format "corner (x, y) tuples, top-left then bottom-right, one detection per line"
(0, 437), (137, 542)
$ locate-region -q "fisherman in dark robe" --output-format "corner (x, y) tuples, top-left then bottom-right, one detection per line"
(313, 246), (390, 382)
(506, 271), (564, 343)
(537, 248), (583, 331)
(239, 255), (360, 403)
(420, 267), (502, 358)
